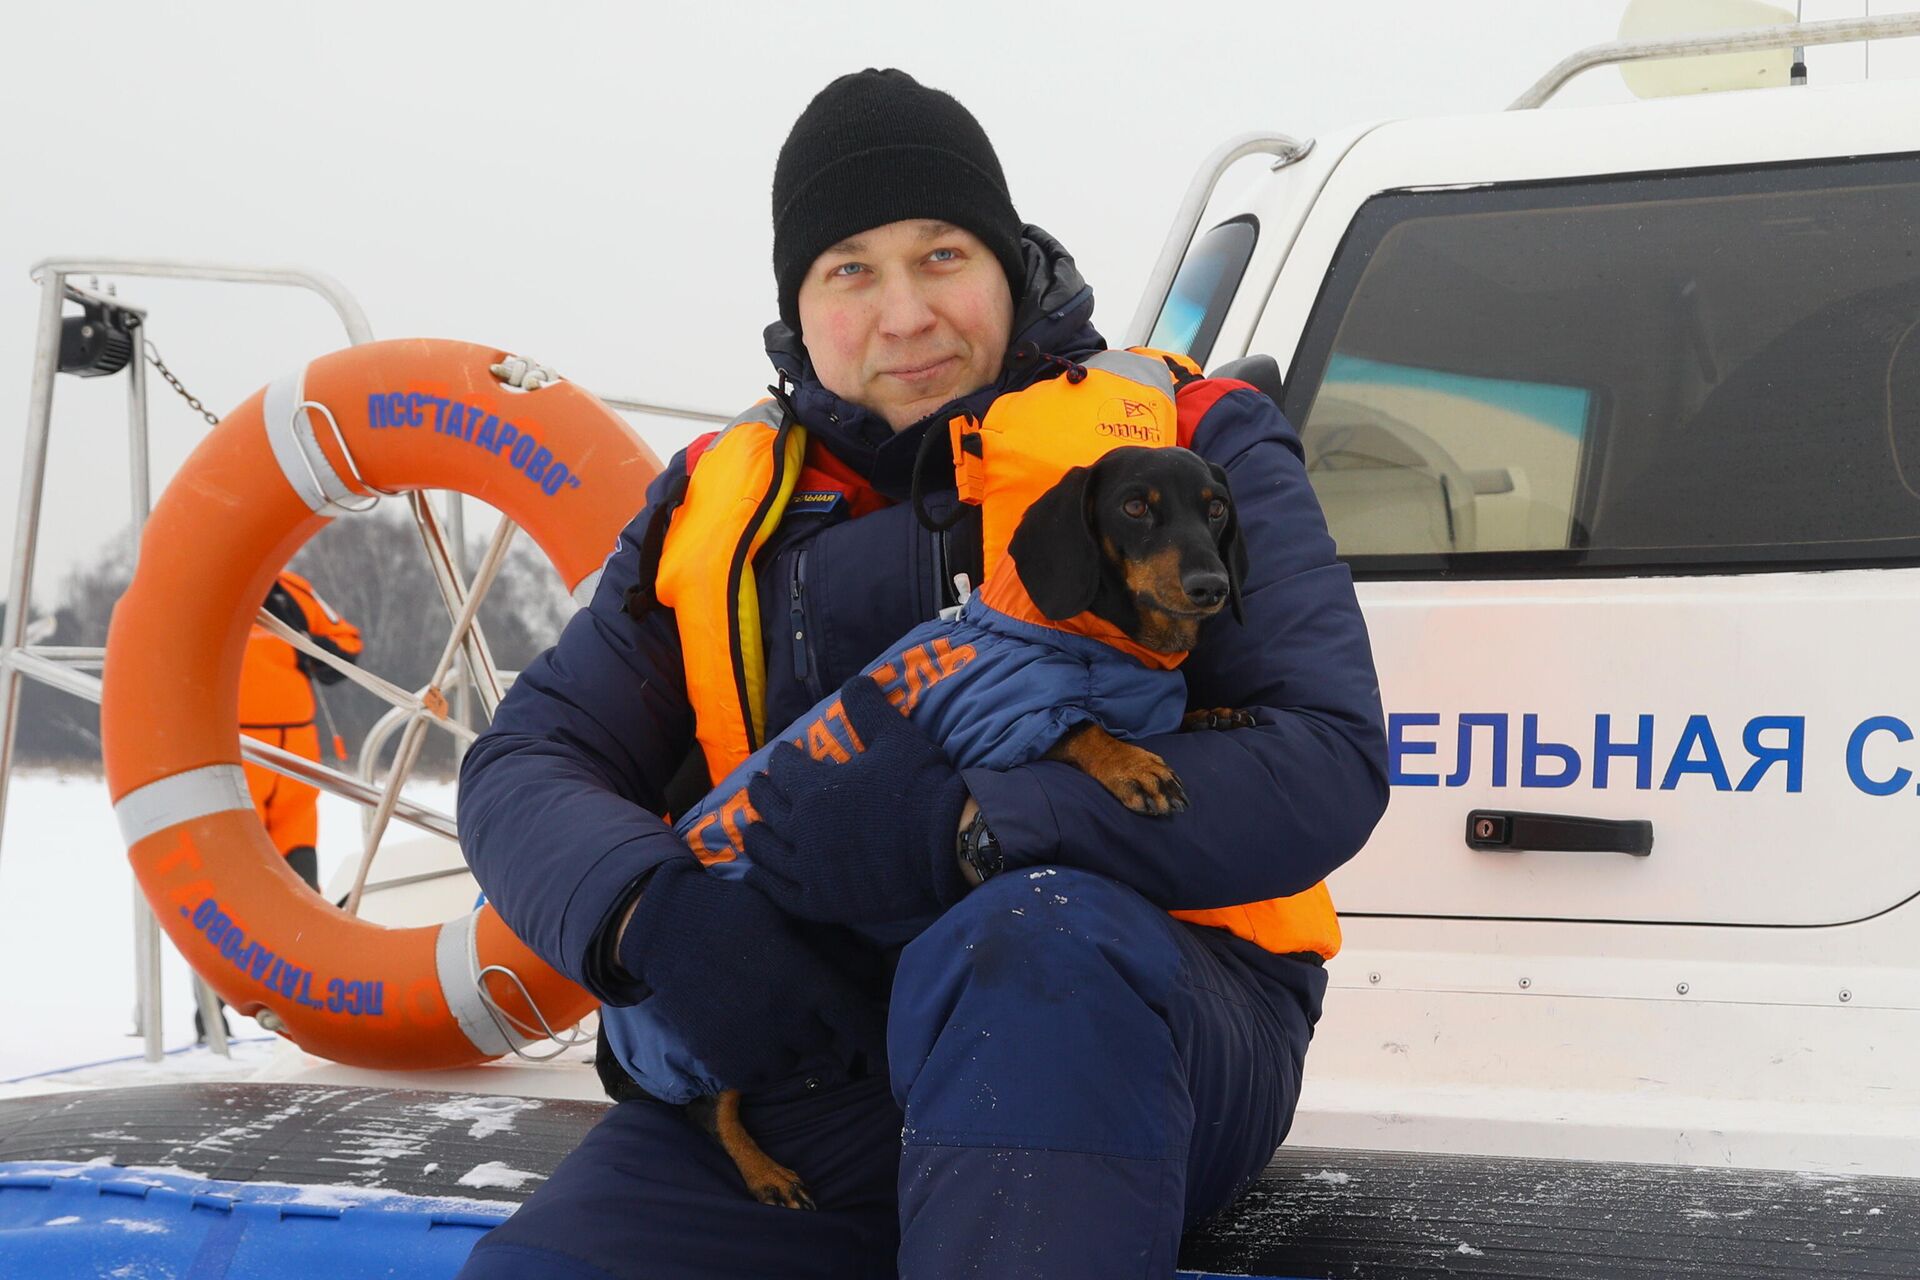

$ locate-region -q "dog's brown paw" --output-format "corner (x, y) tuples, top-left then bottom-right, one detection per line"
(748, 1164), (816, 1210)
(1100, 750), (1189, 817)
(1181, 707), (1256, 732)
(1048, 723), (1190, 817)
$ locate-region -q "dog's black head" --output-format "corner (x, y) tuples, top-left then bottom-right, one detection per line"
(1008, 446), (1247, 653)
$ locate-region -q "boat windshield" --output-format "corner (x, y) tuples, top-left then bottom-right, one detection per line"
(1285, 153), (1920, 574)
(1149, 216), (1258, 368)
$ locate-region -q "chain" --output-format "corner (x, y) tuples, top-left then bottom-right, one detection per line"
(142, 338), (221, 427)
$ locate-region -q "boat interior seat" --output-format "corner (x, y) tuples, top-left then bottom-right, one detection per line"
(1301, 398), (1478, 554)
(1207, 353), (1285, 406)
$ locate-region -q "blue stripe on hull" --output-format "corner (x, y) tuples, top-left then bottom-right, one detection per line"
(0, 1161), (510, 1279)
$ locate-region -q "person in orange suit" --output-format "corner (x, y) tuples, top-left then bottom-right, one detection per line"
(238, 569), (363, 892)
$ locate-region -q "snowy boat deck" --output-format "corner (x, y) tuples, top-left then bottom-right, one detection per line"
(5, 1082), (1919, 1278)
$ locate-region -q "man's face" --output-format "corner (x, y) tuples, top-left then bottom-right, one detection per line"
(797, 219), (1015, 432)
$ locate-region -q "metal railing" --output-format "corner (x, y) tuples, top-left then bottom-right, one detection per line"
(600, 394), (729, 425)
(1124, 132), (1314, 350)
(1509, 11), (1920, 110)
(3, 259), (384, 1061)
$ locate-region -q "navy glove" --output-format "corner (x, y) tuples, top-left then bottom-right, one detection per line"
(743, 674), (972, 924)
(617, 856), (884, 1090)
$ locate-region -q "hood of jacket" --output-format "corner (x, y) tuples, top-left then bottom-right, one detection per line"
(762, 224), (1107, 499)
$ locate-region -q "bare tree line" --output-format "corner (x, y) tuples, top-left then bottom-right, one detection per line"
(5, 503), (576, 776)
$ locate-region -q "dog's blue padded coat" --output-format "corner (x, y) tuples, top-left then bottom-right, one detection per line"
(604, 593), (1188, 1104)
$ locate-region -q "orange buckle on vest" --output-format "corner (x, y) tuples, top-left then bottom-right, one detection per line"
(948, 414), (987, 506)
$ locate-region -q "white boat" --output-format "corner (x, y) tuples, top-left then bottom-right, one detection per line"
(5, 9), (1920, 1276)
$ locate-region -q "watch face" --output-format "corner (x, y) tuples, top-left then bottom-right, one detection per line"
(965, 818), (1002, 880)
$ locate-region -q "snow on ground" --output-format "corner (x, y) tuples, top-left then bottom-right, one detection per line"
(457, 1160), (541, 1191)
(0, 769), (457, 1084)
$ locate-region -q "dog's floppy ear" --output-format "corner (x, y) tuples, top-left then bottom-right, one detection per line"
(1209, 461), (1249, 624)
(1009, 464), (1101, 621)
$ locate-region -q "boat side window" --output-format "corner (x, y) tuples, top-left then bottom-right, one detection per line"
(1282, 155), (1920, 576)
(1148, 217), (1258, 367)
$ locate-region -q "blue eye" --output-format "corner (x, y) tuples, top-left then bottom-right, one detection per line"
(831, 262), (866, 278)
(928, 247), (959, 263)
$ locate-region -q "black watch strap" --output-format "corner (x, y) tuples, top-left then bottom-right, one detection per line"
(958, 808), (1004, 883)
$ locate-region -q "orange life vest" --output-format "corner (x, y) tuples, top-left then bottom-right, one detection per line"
(653, 352), (1341, 959)
(237, 570), (363, 729)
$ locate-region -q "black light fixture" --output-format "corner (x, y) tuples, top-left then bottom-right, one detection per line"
(57, 295), (138, 378)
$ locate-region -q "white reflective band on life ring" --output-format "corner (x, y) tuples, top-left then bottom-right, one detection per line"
(263, 366), (358, 516)
(435, 910), (516, 1058)
(113, 764), (253, 846)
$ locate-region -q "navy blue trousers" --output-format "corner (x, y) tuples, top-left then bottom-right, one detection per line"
(457, 869), (1315, 1280)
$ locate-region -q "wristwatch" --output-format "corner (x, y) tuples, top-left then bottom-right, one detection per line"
(957, 807), (1005, 884)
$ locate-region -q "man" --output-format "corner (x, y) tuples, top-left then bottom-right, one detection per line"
(456, 69), (1386, 1280)
(239, 569), (362, 890)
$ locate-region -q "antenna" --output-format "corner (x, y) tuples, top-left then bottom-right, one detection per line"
(1792, 0), (1809, 82)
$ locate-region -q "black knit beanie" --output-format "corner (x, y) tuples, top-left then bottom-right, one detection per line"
(772, 68), (1025, 334)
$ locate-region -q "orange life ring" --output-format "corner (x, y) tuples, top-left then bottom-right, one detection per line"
(101, 338), (661, 1069)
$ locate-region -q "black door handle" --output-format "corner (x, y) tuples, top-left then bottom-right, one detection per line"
(1466, 810), (1653, 857)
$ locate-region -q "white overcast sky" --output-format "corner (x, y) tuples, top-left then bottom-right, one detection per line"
(3, 0), (1913, 602)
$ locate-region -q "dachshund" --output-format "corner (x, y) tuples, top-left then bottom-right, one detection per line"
(687, 444), (1252, 1209)
(1010, 444), (1255, 814)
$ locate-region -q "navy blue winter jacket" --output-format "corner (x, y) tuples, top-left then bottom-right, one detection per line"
(457, 226), (1389, 1034)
